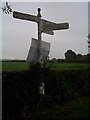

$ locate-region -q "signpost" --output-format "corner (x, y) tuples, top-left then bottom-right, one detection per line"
(13, 8), (69, 63)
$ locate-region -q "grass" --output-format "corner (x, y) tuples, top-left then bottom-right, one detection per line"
(1, 61), (89, 72)
(2, 61), (29, 72)
(49, 63), (89, 70)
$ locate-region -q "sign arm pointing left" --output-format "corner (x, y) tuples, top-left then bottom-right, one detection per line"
(13, 11), (38, 23)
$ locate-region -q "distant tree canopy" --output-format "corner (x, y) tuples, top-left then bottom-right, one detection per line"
(65, 50), (76, 60)
(76, 54), (82, 59)
(64, 50), (90, 62)
(46, 50), (90, 63)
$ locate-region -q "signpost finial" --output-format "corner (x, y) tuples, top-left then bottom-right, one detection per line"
(38, 8), (41, 12)
(37, 8), (42, 17)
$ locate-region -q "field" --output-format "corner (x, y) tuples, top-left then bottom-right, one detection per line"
(1, 61), (89, 72)
(1, 61), (29, 72)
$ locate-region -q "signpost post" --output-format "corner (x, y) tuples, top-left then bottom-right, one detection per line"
(13, 8), (69, 63)
(37, 8), (42, 63)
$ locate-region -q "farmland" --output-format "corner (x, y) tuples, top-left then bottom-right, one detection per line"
(1, 61), (89, 72)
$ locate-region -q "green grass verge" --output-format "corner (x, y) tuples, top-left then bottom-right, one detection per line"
(2, 61), (29, 72)
(49, 63), (89, 70)
(1, 61), (89, 72)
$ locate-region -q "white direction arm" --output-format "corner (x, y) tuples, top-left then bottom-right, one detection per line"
(13, 11), (38, 23)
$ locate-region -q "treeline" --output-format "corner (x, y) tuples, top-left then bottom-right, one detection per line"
(65, 50), (90, 60)
(47, 50), (90, 63)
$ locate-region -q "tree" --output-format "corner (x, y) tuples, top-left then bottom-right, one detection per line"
(76, 54), (82, 60)
(65, 50), (76, 60)
(51, 58), (57, 63)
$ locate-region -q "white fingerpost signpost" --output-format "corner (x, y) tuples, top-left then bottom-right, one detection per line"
(13, 8), (69, 63)
(1, 2), (69, 63)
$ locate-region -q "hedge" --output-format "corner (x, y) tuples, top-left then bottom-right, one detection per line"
(2, 66), (89, 120)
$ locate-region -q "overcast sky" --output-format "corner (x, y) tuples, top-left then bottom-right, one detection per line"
(0, 1), (88, 60)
